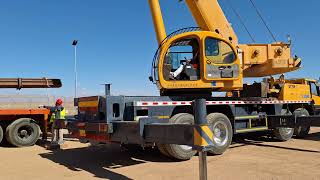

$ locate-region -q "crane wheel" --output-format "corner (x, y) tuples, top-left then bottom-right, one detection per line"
(293, 108), (310, 138)
(0, 125), (3, 144)
(164, 113), (197, 160)
(273, 109), (294, 141)
(207, 113), (233, 155)
(157, 144), (171, 158)
(6, 118), (40, 147)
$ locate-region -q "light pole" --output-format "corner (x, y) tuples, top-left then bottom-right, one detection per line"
(72, 40), (78, 98)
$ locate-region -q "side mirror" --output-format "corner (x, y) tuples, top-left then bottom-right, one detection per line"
(149, 76), (154, 82)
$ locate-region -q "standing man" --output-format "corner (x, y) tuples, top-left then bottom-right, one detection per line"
(47, 98), (66, 145)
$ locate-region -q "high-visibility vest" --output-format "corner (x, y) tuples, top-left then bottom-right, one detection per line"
(50, 113), (55, 123)
(50, 108), (66, 123)
(60, 108), (66, 120)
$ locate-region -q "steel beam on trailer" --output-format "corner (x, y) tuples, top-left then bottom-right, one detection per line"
(0, 78), (62, 89)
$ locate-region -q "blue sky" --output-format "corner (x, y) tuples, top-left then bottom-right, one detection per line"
(0, 0), (319, 97)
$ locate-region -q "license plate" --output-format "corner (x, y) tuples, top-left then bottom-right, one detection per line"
(79, 130), (86, 137)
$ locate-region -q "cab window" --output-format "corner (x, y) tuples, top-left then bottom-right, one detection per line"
(311, 82), (320, 96)
(163, 37), (200, 81)
(205, 38), (236, 64)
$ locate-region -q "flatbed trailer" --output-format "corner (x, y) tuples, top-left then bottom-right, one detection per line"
(68, 85), (320, 160)
(0, 109), (51, 146)
(0, 78), (62, 147)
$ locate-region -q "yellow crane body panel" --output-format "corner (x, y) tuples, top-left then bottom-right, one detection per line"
(278, 83), (311, 101)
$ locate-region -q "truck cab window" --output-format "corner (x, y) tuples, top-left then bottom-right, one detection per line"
(311, 82), (320, 96)
(164, 38), (200, 81)
(205, 38), (235, 64)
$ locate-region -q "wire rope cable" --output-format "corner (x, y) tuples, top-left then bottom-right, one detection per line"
(224, 0), (256, 43)
(249, 0), (277, 42)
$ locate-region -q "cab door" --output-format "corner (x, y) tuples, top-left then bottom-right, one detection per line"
(310, 82), (320, 113)
(202, 37), (240, 80)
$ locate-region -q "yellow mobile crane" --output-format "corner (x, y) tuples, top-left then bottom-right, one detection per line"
(149, 0), (301, 95)
(68, 1), (320, 160)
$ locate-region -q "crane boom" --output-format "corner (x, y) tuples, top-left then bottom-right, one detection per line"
(185, 0), (238, 45)
(148, 0), (167, 45)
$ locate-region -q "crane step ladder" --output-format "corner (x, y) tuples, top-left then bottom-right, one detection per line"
(235, 115), (268, 133)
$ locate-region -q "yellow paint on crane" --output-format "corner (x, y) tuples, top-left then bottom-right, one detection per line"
(148, 0), (167, 45)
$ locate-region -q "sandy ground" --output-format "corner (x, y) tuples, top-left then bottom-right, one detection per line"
(1, 128), (320, 180)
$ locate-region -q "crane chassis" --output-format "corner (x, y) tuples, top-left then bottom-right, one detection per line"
(68, 84), (320, 160)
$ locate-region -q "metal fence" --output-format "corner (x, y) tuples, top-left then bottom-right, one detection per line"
(0, 95), (77, 115)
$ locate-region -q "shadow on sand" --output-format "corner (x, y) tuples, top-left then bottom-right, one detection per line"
(39, 143), (173, 180)
(38, 130), (320, 179)
(299, 132), (320, 142)
(231, 133), (320, 154)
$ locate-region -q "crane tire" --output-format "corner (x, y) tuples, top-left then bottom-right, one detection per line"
(273, 109), (294, 141)
(293, 108), (310, 138)
(157, 144), (171, 158)
(207, 113), (233, 155)
(0, 125), (3, 144)
(164, 113), (197, 160)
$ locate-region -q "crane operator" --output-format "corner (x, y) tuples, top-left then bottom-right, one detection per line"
(170, 42), (200, 80)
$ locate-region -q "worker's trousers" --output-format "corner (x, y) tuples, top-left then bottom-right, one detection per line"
(51, 119), (65, 145)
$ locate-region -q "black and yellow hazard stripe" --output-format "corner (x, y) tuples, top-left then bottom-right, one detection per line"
(193, 125), (214, 147)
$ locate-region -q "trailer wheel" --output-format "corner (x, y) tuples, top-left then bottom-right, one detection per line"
(207, 113), (233, 155)
(165, 113), (197, 160)
(0, 125), (3, 144)
(6, 118), (40, 147)
(294, 108), (310, 138)
(273, 109), (294, 141)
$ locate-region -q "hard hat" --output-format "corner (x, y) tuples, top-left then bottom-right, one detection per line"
(56, 98), (63, 106)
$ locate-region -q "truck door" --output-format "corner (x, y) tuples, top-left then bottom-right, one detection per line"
(310, 82), (320, 113)
(203, 37), (239, 80)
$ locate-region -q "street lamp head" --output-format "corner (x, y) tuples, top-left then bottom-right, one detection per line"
(72, 40), (78, 46)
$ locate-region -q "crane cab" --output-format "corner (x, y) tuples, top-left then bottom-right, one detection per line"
(151, 30), (243, 96)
